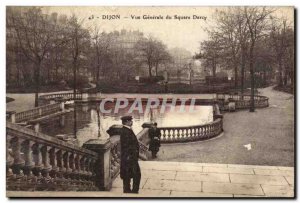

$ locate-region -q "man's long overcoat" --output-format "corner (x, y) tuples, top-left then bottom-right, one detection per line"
(120, 126), (140, 179)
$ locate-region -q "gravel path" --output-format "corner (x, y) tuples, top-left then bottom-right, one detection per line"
(155, 86), (294, 167)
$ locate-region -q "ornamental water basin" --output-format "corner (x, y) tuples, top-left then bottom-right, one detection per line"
(39, 101), (213, 146)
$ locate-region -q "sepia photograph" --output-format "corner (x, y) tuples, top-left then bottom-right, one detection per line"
(5, 6), (295, 198)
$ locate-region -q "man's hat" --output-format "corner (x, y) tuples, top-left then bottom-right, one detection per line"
(121, 115), (133, 122)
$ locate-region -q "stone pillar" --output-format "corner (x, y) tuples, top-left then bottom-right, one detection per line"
(82, 93), (89, 102)
(11, 113), (16, 123)
(96, 92), (102, 99)
(60, 102), (65, 111)
(83, 139), (112, 191)
(228, 102), (236, 112)
(59, 115), (65, 127)
(34, 123), (40, 133)
(38, 108), (42, 116)
(81, 103), (89, 112)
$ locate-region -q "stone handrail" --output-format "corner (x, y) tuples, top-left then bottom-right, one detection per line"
(159, 118), (223, 143)
(6, 122), (98, 191)
(13, 103), (63, 123)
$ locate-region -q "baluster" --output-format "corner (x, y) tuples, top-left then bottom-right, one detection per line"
(6, 135), (14, 177)
(57, 150), (66, 175)
(178, 129), (182, 140)
(164, 129), (169, 141)
(161, 129), (166, 141)
(187, 128), (191, 138)
(207, 126), (210, 137)
(68, 153), (76, 188)
(198, 127), (201, 137)
(202, 127), (206, 138)
(69, 153), (75, 173)
(11, 137), (25, 175)
(63, 151), (72, 174)
(177, 129), (182, 138)
(74, 154), (81, 175)
(32, 143), (43, 177)
(41, 145), (52, 180)
(207, 125), (211, 137)
(22, 140), (35, 176)
(63, 151), (72, 189)
(49, 147), (59, 178)
(80, 156), (87, 186)
(78, 156), (85, 190)
(169, 129), (173, 141)
(191, 128), (195, 138)
(193, 128), (197, 139)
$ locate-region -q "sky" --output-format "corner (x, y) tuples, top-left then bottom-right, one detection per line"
(43, 6), (294, 55)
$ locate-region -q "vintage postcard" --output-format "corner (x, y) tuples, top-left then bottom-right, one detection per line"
(6, 6), (295, 198)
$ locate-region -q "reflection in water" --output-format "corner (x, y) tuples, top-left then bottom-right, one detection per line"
(40, 102), (213, 146)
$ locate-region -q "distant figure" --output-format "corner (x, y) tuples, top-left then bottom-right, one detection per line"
(148, 122), (161, 158)
(120, 115), (141, 193)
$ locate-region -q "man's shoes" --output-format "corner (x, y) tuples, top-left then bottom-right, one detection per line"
(123, 190), (132, 193)
(131, 191), (139, 194)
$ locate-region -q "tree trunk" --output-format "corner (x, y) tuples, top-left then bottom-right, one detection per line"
(278, 59), (283, 87)
(148, 63), (152, 77)
(234, 62), (238, 88)
(249, 43), (255, 112)
(263, 70), (267, 86)
(240, 49), (246, 98)
(34, 61), (41, 107)
(96, 64), (100, 82)
(212, 60), (216, 77)
(283, 68), (288, 86)
(73, 59), (77, 139)
(155, 63), (158, 76)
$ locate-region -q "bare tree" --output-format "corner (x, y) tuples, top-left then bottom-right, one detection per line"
(212, 8), (241, 88)
(66, 15), (90, 138)
(199, 35), (222, 77)
(244, 6), (273, 112)
(91, 29), (112, 81)
(10, 7), (59, 106)
(135, 37), (170, 77)
(270, 17), (294, 88)
(152, 41), (172, 76)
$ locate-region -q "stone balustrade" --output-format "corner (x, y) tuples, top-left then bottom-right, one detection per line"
(216, 93), (269, 109)
(6, 122), (98, 191)
(39, 93), (83, 102)
(12, 103), (64, 123)
(159, 118), (223, 143)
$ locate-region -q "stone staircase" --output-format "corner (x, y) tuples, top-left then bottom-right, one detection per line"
(7, 161), (294, 198)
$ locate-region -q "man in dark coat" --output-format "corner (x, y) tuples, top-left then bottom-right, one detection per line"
(148, 122), (161, 158)
(120, 115), (141, 193)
